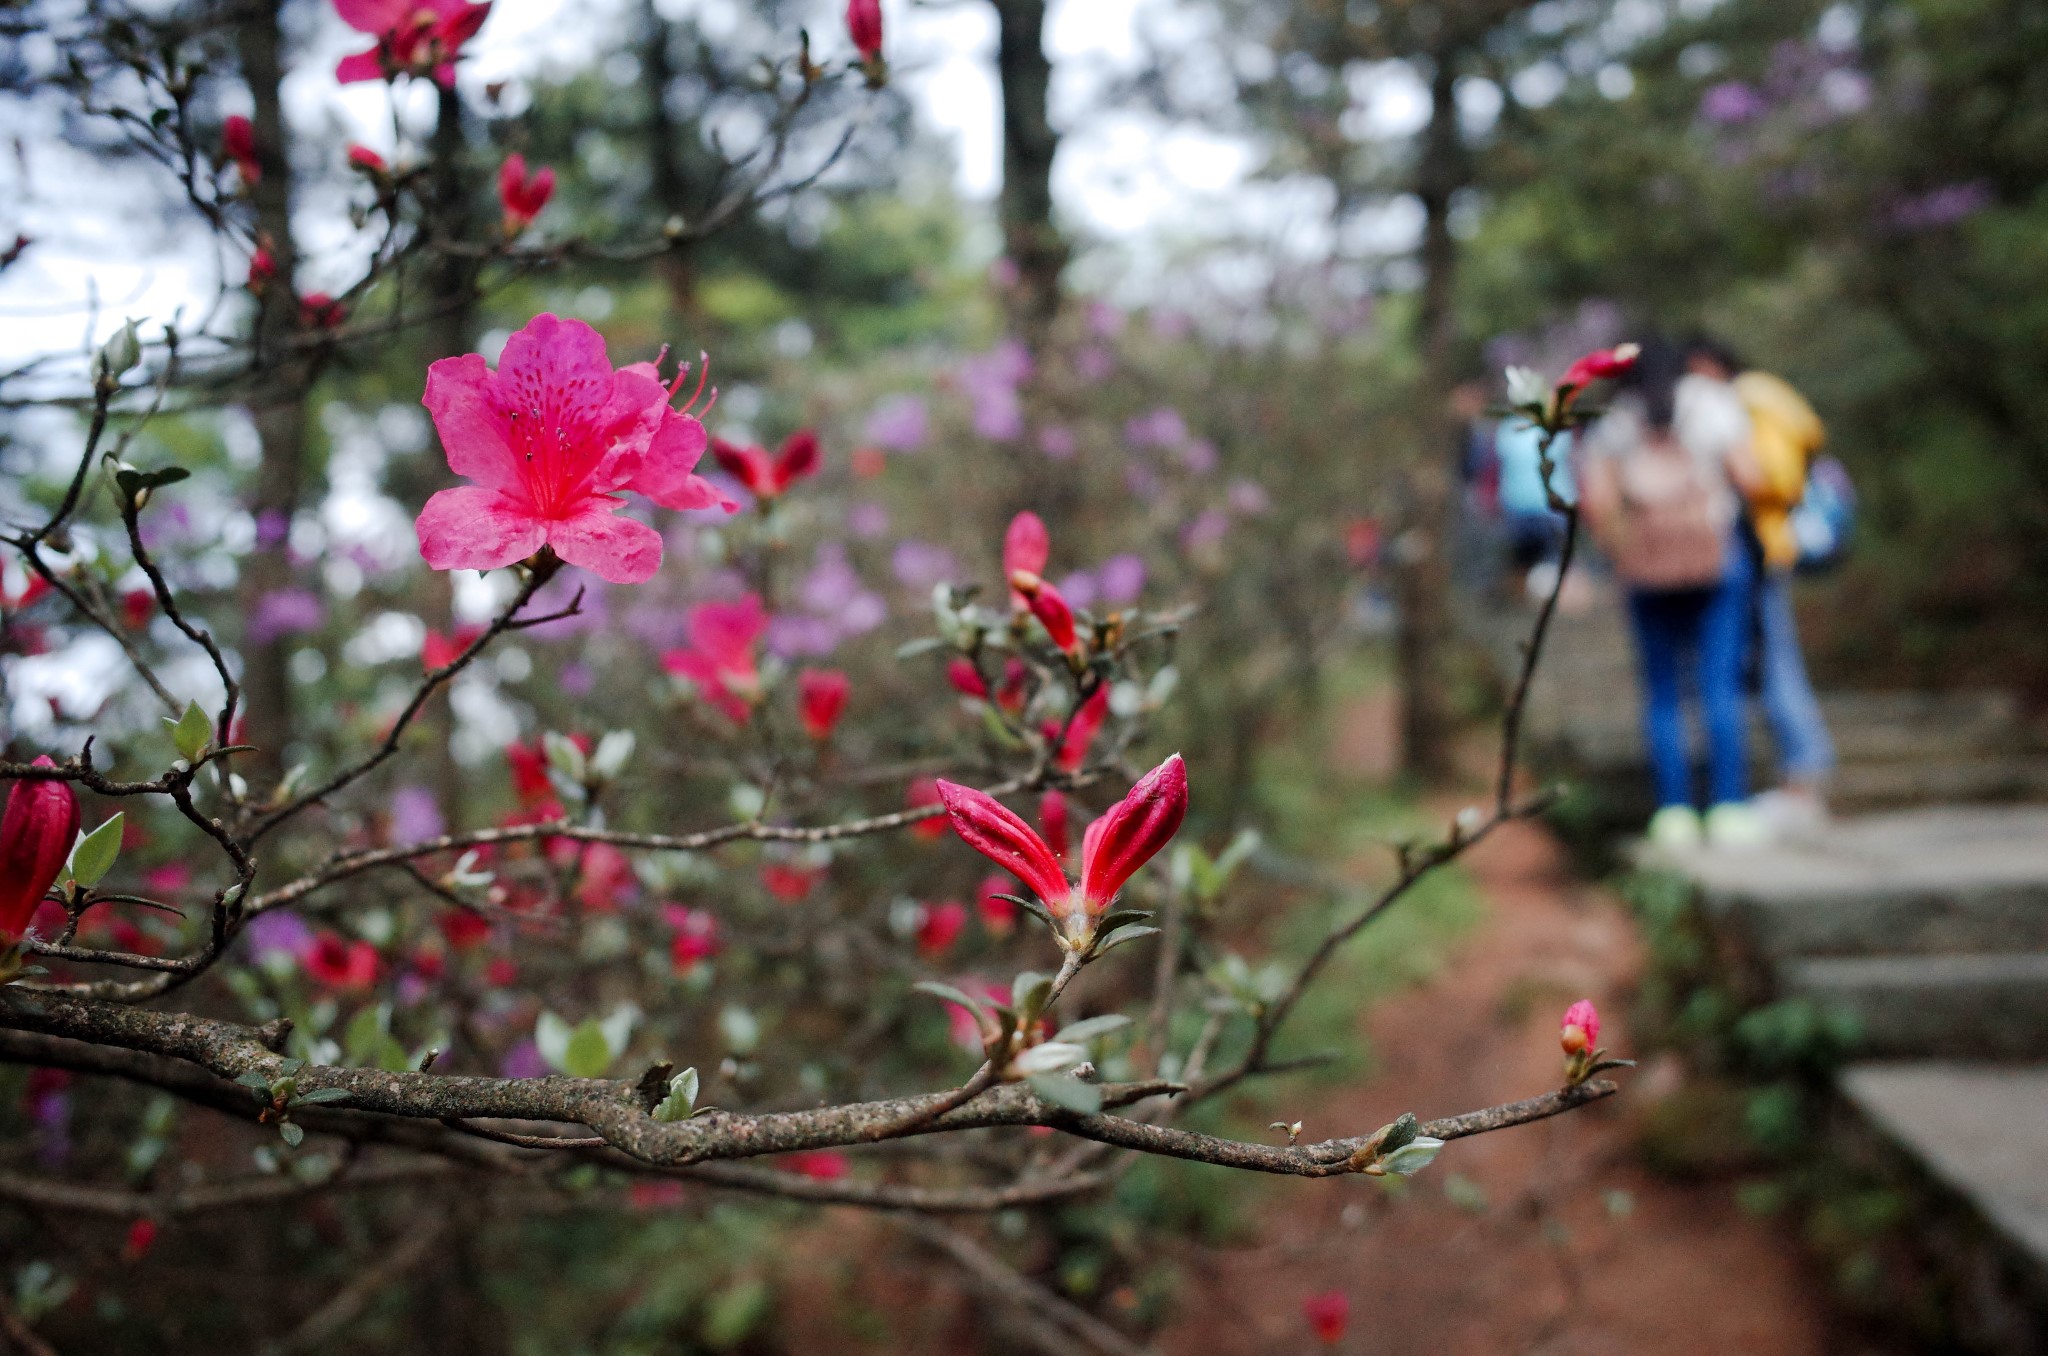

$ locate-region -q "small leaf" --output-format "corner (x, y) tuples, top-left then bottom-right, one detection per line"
(66, 812), (124, 889)
(1026, 1072), (1103, 1115)
(235, 1071), (272, 1092)
(534, 1011), (574, 1071)
(914, 981), (988, 1017)
(561, 1020), (615, 1078)
(291, 1087), (351, 1106)
(1375, 1112), (1420, 1156)
(165, 699), (211, 763)
(1380, 1136), (1445, 1177)
(277, 1121), (305, 1148)
(1010, 971), (1052, 1020)
(895, 636), (945, 659)
(1093, 908), (1153, 933)
(652, 1067), (700, 1122)
(1092, 924), (1161, 956)
(541, 730), (586, 784)
(1052, 1014), (1132, 1045)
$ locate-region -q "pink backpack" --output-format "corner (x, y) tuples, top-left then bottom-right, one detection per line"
(1608, 428), (1728, 590)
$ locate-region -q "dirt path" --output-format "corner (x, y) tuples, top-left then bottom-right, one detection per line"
(1154, 818), (1869, 1356)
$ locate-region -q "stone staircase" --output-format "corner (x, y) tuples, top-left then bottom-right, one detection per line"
(1469, 593), (2048, 1351)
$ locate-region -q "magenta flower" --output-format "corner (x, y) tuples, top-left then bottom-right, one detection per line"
(497, 154), (555, 233)
(846, 0), (883, 60)
(2, 758), (79, 946)
(334, 0), (491, 86)
(1003, 510), (1049, 605)
(711, 429), (821, 501)
(662, 595), (766, 724)
(938, 754), (1187, 945)
(1560, 999), (1600, 1055)
(415, 314), (732, 585)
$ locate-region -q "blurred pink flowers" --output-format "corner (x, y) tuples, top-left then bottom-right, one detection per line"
(662, 595), (766, 724)
(221, 115), (260, 185)
(797, 669), (851, 740)
(498, 154), (554, 234)
(334, 0), (490, 85)
(1303, 1290), (1349, 1345)
(712, 429), (822, 501)
(415, 313), (730, 584)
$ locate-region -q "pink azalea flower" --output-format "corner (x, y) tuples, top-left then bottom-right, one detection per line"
(1560, 999), (1600, 1055)
(947, 657), (989, 699)
(785, 1150), (849, 1180)
(498, 153), (554, 233)
(334, 0), (491, 87)
(1003, 511), (1050, 607)
(975, 874), (1017, 936)
(415, 314), (732, 585)
(711, 430), (822, 501)
(221, 115), (260, 184)
(797, 669), (851, 740)
(907, 777), (948, 841)
(667, 905), (721, 972)
(302, 933), (380, 990)
(422, 624), (483, 672)
(916, 900), (967, 958)
(662, 595), (767, 724)
(937, 754), (1187, 943)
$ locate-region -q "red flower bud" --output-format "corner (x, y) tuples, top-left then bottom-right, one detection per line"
(1039, 789), (1070, 865)
(246, 246), (277, 292)
(299, 292), (346, 330)
(774, 429), (822, 487)
(346, 143), (387, 174)
(976, 874), (1017, 935)
(1559, 343), (1639, 395)
(935, 780), (1071, 914)
(916, 900), (966, 958)
(497, 153), (555, 232)
(1010, 570), (1077, 651)
(1304, 1290), (1349, 1345)
(846, 0), (883, 60)
(1560, 998), (1600, 1055)
(222, 114), (260, 183)
(797, 668), (851, 740)
(946, 657), (990, 699)
(1, 758), (79, 944)
(907, 777), (949, 840)
(1003, 510), (1050, 588)
(1078, 754), (1186, 914)
(123, 1217), (159, 1263)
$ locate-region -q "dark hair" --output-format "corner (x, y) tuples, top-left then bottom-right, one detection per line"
(1683, 333), (1746, 376)
(1618, 335), (1687, 431)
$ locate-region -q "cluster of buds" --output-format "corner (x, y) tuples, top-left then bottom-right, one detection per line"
(937, 753), (1186, 955)
(1504, 343), (1640, 435)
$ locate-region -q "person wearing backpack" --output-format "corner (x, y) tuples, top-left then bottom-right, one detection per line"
(1687, 340), (1837, 833)
(1580, 338), (1769, 850)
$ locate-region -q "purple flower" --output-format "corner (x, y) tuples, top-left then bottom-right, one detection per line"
(1098, 554), (1146, 606)
(500, 1039), (549, 1080)
(798, 544), (863, 613)
(246, 910), (314, 962)
(865, 395), (930, 452)
(559, 661), (595, 696)
(1086, 300), (1126, 338)
(765, 614), (841, 659)
(1178, 439), (1220, 475)
(1124, 463), (1162, 503)
(1700, 81), (1766, 125)
(1181, 508), (1230, 555)
(891, 540), (959, 591)
(1038, 425), (1078, 460)
(1058, 571), (1099, 611)
(254, 508), (291, 549)
(1228, 479), (1271, 515)
(847, 501), (890, 537)
(1890, 181), (1994, 231)
(1150, 308), (1193, 341)
(1125, 407), (1188, 450)
(1074, 346), (1116, 383)
(958, 343), (1032, 442)
(248, 588), (325, 644)
(389, 785), (445, 842)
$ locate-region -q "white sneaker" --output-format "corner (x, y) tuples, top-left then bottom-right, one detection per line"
(1753, 789), (1828, 837)
(1646, 804), (1703, 851)
(1705, 802), (1773, 851)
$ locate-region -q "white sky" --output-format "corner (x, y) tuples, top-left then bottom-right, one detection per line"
(0, 0), (1436, 369)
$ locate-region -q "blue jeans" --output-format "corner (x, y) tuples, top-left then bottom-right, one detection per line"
(1626, 543), (1754, 810)
(1756, 570), (1835, 781)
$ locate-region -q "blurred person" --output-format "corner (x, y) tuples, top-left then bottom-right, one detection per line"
(1494, 413), (1590, 609)
(1580, 338), (1769, 850)
(1450, 378), (1506, 596)
(1687, 338), (1836, 833)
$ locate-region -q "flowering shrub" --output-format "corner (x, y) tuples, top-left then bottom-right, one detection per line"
(0, 0), (1634, 1345)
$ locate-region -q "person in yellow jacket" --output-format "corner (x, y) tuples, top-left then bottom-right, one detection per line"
(1689, 339), (1836, 830)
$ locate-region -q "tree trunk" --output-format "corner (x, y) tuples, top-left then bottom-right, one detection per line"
(642, 0), (701, 319)
(1394, 53), (1467, 784)
(992, 0), (1066, 343)
(234, 0), (309, 788)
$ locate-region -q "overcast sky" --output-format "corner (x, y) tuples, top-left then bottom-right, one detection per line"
(0, 0), (1436, 369)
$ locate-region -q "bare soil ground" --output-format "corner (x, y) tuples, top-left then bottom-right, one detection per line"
(1153, 816), (1877, 1356)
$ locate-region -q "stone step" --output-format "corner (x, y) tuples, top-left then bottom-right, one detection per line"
(1780, 953), (2048, 1059)
(1837, 1062), (2048, 1338)
(1665, 806), (2048, 960)
(1831, 754), (2048, 810)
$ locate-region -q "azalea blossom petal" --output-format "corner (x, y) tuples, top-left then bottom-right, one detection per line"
(333, 0), (411, 35)
(416, 486), (546, 573)
(424, 352), (523, 494)
(689, 595), (766, 666)
(545, 499), (664, 585)
(1078, 754), (1187, 912)
(335, 48), (388, 83)
(632, 409), (736, 512)
(935, 781), (1072, 911)
(1004, 511), (1050, 579)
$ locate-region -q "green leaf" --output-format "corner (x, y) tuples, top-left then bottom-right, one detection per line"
(1010, 971), (1052, 1020)
(1092, 924), (1161, 956)
(164, 699), (211, 763)
(561, 1019), (615, 1078)
(894, 636), (944, 659)
(913, 980), (988, 1016)
(113, 465), (189, 503)
(277, 1121), (305, 1148)
(1051, 1014), (1132, 1045)
(652, 1067), (700, 1122)
(1026, 1073), (1103, 1115)
(291, 1087), (351, 1106)
(1376, 1112), (1420, 1156)
(1093, 908), (1153, 934)
(235, 1071), (272, 1092)
(66, 812), (124, 889)
(701, 1277), (772, 1349)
